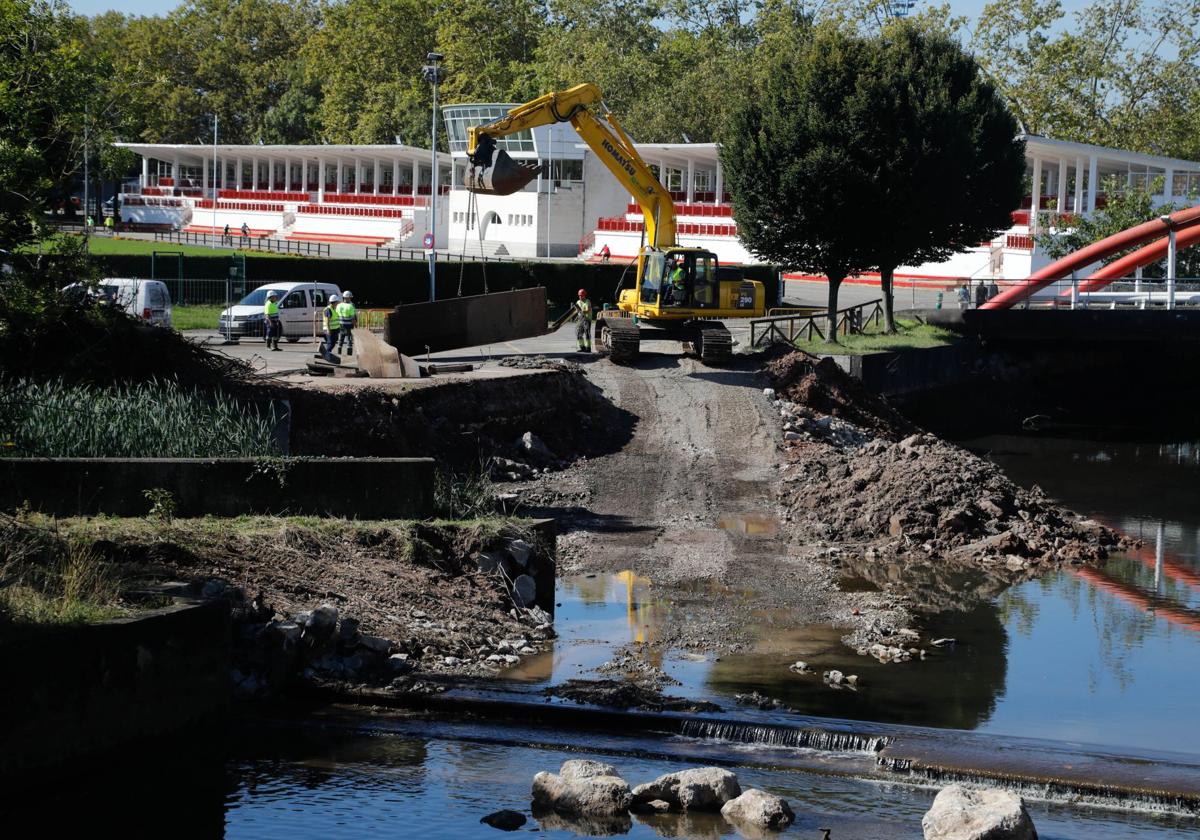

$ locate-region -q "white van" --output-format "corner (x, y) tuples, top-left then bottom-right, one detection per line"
(65, 278), (173, 328)
(218, 281), (342, 341)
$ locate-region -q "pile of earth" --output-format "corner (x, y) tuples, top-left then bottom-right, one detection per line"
(764, 351), (1130, 575)
(279, 366), (635, 476)
(81, 518), (557, 693)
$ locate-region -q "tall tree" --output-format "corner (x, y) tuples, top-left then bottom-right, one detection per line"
(860, 23), (1025, 331)
(720, 26), (880, 342)
(303, 0), (434, 145)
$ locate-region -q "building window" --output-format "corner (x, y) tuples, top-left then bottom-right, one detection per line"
(441, 105), (536, 154)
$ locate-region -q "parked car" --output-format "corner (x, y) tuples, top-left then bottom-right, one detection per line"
(218, 281), (342, 342)
(64, 278), (173, 328)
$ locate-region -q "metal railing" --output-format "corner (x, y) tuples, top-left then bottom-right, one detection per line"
(750, 299), (883, 347)
(364, 246), (520, 263)
(152, 230), (330, 257)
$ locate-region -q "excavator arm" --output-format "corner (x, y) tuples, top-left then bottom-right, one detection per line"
(466, 83), (677, 249)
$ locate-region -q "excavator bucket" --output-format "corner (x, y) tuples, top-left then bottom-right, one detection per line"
(464, 149), (542, 196)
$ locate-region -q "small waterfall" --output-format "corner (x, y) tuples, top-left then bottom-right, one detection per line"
(877, 757), (1200, 817)
(678, 719), (890, 754)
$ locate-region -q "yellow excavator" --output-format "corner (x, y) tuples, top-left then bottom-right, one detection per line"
(464, 83), (765, 364)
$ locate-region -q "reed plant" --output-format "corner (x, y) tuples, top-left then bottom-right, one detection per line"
(0, 378), (281, 458)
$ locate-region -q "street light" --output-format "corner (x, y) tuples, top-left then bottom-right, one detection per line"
(422, 52), (445, 302)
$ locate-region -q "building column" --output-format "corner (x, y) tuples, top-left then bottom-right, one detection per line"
(686, 159), (695, 205)
(392, 158), (400, 195)
(1163, 167), (1175, 202)
(373, 159), (381, 194)
(1073, 156), (1083, 214)
(141, 156), (149, 189)
(202, 156), (209, 198)
(1056, 159), (1067, 213)
(1087, 156), (1099, 214)
(172, 155), (181, 187)
(1030, 157), (1042, 235)
(412, 160), (420, 198)
(715, 161), (723, 204)
(251, 159), (258, 189)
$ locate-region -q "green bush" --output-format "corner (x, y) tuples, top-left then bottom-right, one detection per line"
(0, 378), (281, 458)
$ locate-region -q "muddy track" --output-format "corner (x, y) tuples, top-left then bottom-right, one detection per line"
(520, 347), (891, 653)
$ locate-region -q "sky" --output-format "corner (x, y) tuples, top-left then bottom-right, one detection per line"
(69, 0), (1096, 25)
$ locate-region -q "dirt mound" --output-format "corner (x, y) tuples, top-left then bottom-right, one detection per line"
(764, 351), (915, 440)
(545, 679), (719, 713)
(2, 308), (251, 388)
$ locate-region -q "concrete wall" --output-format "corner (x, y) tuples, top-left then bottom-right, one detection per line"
(384, 287), (548, 355)
(0, 457), (436, 518)
(1, 600), (230, 783)
(827, 344), (980, 397)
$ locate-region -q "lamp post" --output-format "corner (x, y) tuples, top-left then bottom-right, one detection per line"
(422, 52), (445, 302)
(212, 114), (219, 241)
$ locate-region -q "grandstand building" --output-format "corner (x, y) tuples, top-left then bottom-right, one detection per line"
(115, 131), (1200, 282)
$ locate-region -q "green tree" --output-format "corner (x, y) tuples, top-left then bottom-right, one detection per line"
(972, 0), (1200, 160)
(434, 0), (546, 104)
(720, 26), (881, 342)
(303, 0), (435, 145)
(859, 24), (1025, 331)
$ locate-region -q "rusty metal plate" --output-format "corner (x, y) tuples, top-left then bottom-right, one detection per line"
(383, 287), (548, 355)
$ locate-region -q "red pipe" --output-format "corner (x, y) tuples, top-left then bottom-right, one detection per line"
(982, 204), (1200, 310)
(1066, 224), (1200, 294)
(1072, 566), (1200, 634)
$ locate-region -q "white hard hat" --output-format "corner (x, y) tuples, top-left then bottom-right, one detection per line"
(342, 290), (353, 300)
(266, 290), (279, 299)
(329, 293), (340, 301)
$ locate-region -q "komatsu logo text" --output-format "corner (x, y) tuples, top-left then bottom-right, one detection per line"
(601, 138), (637, 177)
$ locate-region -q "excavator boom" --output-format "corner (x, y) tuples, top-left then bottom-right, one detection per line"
(466, 84), (676, 248)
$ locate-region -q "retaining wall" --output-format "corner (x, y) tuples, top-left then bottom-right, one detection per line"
(1, 600), (230, 783)
(0, 457), (435, 518)
(826, 343), (980, 397)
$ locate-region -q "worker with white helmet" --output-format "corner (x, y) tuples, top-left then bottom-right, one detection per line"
(321, 292), (341, 361)
(574, 288), (593, 353)
(336, 290), (357, 356)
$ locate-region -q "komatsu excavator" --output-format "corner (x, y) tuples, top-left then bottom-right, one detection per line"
(464, 83), (765, 364)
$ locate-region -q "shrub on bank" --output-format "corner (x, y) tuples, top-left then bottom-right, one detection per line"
(0, 378), (281, 458)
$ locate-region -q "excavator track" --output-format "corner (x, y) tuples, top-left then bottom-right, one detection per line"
(690, 321), (733, 365)
(596, 316), (641, 363)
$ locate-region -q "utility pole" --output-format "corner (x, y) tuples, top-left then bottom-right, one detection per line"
(213, 114), (219, 240)
(83, 106), (90, 241)
(422, 53), (445, 302)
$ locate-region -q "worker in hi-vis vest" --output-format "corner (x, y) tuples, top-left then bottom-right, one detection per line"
(263, 290), (282, 350)
(336, 290), (357, 357)
(574, 288), (593, 353)
(321, 293), (341, 361)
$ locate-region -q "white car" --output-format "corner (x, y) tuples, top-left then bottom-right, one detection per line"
(218, 281), (342, 342)
(65, 278), (173, 328)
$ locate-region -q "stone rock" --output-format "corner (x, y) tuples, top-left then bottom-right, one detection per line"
(358, 634), (393, 656)
(480, 810), (526, 831)
(443, 656), (462, 666)
(519, 431), (557, 464)
(763, 388), (776, 398)
(337, 617), (361, 647)
(921, 785), (1036, 840)
(632, 767), (741, 812)
(630, 799), (672, 814)
(531, 770), (632, 817)
(302, 604), (338, 645)
(512, 574), (537, 608)
(507, 539), (533, 568)
(201, 579), (227, 599)
(824, 670), (845, 685)
(720, 788), (795, 831)
(845, 674), (859, 687)
(387, 654), (414, 675)
(788, 661), (809, 673)
(783, 431), (803, 441)
(560, 759), (622, 781)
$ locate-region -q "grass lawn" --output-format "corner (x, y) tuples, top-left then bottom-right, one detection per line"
(34, 233), (298, 259)
(793, 316), (959, 356)
(172, 304), (225, 331)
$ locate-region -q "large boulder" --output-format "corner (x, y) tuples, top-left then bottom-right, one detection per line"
(720, 788), (795, 831)
(922, 785), (1037, 840)
(632, 767), (741, 812)
(532, 762), (632, 817)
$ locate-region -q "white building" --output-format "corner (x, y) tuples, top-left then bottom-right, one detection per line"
(115, 142), (452, 248)
(114, 132), (1200, 282)
(442, 104), (628, 258)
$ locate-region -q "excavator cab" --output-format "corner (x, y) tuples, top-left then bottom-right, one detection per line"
(639, 249), (720, 309)
(465, 135), (542, 196)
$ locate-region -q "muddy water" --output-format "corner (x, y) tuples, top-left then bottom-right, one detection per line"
(511, 436), (1200, 758)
